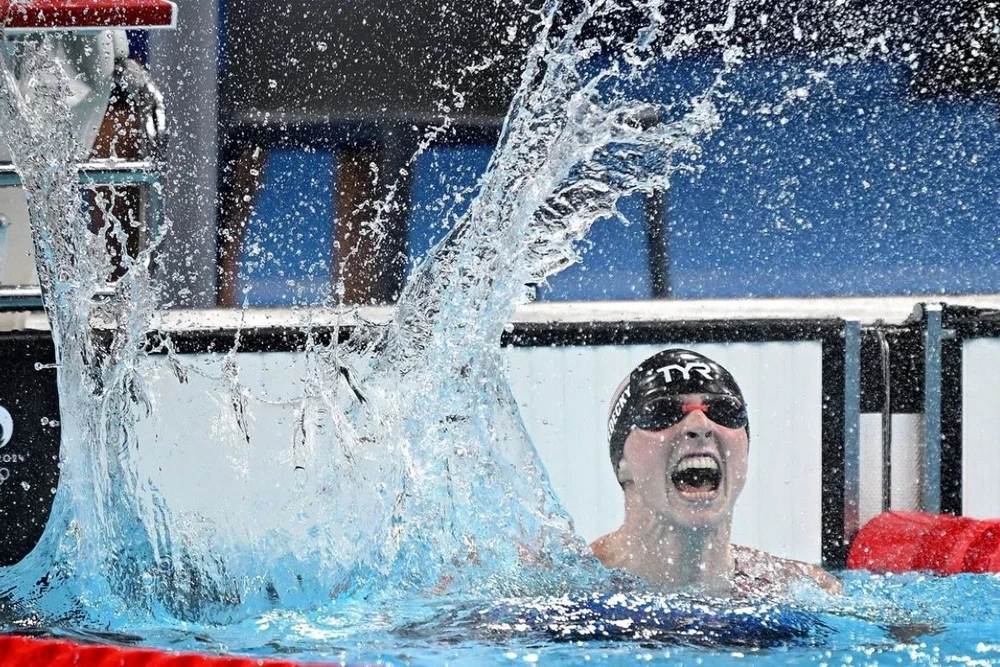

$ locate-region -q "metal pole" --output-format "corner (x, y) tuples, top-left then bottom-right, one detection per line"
(0, 285), (114, 311)
(645, 190), (669, 298)
(843, 319), (862, 541)
(0, 285), (44, 311)
(0, 215), (7, 282)
(148, 0), (219, 308)
(0, 161), (159, 187)
(924, 303), (944, 514)
(877, 327), (892, 512)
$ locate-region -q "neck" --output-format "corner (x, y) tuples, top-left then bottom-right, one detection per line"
(615, 498), (734, 593)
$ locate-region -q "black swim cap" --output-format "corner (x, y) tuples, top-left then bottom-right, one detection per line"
(607, 349), (748, 477)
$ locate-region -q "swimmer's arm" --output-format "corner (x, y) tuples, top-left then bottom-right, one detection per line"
(428, 538), (556, 595)
(734, 545), (842, 595)
(590, 534), (612, 564)
(800, 561), (842, 595)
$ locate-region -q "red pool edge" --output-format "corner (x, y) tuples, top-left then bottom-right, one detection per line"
(0, 634), (341, 666)
(2, 0), (178, 31)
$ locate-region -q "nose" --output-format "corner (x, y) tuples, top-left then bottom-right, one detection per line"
(681, 408), (715, 440)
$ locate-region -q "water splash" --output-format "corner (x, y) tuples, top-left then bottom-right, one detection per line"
(334, 0), (740, 596)
(0, 0), (754, 628)
(5, 44), (133, 624)
(0, 0), (918, 638)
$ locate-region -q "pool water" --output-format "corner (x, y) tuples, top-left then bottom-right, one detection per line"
(11, 570), (1000, 666)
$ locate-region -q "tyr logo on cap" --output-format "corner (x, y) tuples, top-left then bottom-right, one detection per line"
(0, 405), (12, 448)
(656, 362), (714, 383)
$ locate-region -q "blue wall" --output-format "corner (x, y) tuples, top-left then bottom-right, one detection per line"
(236, 149), (335, 307)
(237, 60), (1000, 303)
(667, 61), (1000, 298)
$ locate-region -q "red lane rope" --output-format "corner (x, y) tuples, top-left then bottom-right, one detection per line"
(3, 0), (177, 31)
(0, 635), (338, 667)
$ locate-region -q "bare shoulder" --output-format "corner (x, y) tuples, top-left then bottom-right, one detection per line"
(590, 532), (627, 569)
(732, 544), (842, 596)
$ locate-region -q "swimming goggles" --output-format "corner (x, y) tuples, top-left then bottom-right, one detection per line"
(632, 395), (748, 431)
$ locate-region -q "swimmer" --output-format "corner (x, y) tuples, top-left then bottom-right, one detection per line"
(591, 349), (841, 598)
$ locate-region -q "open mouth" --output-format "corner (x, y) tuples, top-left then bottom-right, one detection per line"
(670, 454), (722, 501)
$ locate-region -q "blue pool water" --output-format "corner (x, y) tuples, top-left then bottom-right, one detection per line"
(17, 571), (1000, 665)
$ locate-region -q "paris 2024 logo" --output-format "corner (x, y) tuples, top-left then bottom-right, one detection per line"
(0, 405), (12, 448)
(0, 405), (12, 485)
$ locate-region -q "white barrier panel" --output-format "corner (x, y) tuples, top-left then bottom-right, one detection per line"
(134, 340), (825, 564)
(857, 413), (923, 526)
(508, 341), (824, 564)
(963, 339), (1000, 518)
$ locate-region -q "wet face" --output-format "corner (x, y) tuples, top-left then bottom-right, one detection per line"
(617, 393), (749, 529)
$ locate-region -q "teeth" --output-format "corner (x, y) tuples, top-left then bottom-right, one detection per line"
(676, 455), (719, 472)
(680, 491), (716, 501)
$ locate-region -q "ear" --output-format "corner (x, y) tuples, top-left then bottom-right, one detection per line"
(616, 459), (635, 487)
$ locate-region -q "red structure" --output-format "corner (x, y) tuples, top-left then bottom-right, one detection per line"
(2, 0), (176, 31)
(0, 635), (341, 667)
(848, 511), (1000, 575)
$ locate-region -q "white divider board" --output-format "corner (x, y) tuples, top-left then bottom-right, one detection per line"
(133, 341), (823, 564)
(507, 341), (824, 564)
(857, 413), (924, 526)
(963, 339), (1000, 519)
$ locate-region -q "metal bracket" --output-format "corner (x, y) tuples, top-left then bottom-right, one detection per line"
(0, 285), (43, 311)
(0, 160), (159, 188)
